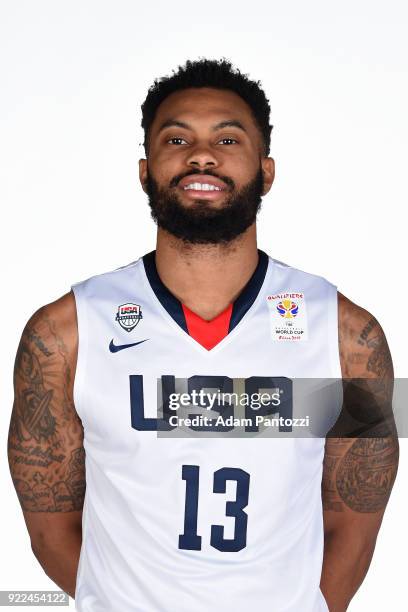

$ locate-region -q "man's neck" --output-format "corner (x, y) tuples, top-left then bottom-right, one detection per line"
(154, 224), (259, 321)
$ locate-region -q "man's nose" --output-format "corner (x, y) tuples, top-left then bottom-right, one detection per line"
(186, 145), (218, 169)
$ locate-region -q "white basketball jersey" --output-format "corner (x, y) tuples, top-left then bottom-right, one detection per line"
(71, 250), (341, 612)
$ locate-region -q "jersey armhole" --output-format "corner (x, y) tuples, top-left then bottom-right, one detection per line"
(71, 282), (89, 422)
(327, 283), (343, 380)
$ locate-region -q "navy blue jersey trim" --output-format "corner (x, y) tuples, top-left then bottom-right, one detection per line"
(142, 249), (268, 335)
(229, 249), (268, 332)
(143, 251), (188, 332)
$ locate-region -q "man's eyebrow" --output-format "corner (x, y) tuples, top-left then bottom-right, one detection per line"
(157, 119), (248, 133)
(213, 120), (247, 133)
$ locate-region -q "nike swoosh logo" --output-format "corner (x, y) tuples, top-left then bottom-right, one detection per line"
(109, 339), (148, 353)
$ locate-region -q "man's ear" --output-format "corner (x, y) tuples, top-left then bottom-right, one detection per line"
(139, 158), (148, 194)
(261, 157), (275, 196)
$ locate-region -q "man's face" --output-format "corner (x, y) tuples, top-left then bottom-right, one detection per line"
(139, 87), (274, 244)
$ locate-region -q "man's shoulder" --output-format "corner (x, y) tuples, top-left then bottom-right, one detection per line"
(337, 291), (379, 347)
(337, 291), (392, 379)
(33, 291), (77, 335)
(21, 291), (78, 371)
(338, 291), (374, 333)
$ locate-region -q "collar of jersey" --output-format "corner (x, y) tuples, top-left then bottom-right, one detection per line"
(142, 249), (269, 348)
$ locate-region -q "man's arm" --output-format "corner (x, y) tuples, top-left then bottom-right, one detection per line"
(7, 291), (83, 598)
(320, 292), (399, 611)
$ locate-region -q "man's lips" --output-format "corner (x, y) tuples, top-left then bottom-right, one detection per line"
(177, 174), (229, 200)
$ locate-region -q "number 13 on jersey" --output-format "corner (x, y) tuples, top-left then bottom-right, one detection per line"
(179, 465), (250, 553)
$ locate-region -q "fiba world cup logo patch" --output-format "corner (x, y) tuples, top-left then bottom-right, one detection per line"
(115, 303), (143, 332)
(276, 299), (299, 318)
(267, 292), (308, 342)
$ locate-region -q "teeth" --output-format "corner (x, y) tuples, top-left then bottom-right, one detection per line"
(184, 182), (221, 191)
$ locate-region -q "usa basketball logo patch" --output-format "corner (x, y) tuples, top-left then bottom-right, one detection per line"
(267, 292), (308, 341)
(115, 303), (143, 332)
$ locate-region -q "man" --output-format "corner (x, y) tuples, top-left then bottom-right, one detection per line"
(8, 59), (399, 611)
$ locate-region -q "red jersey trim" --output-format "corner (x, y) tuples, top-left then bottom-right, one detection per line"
(182, 303), (233, 351)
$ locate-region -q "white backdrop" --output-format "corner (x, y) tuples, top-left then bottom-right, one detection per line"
(1, 0), (407, 609)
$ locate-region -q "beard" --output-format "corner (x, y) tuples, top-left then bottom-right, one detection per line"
(145, 166), (264, 245)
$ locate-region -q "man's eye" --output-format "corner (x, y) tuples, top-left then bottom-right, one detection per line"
(218, 138), (238, 145)
(167, 137), (188, 145)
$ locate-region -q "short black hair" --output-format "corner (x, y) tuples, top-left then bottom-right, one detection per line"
(141, 58), (273, 157)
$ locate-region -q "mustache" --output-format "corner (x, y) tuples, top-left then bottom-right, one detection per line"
(169, 169), (235, 189)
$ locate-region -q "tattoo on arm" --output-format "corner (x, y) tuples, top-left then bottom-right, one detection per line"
(8, 309), (85, 512)
(323, 437), (399, 513)
(323, 306), (399, 513)
(358, 317), (390, 377)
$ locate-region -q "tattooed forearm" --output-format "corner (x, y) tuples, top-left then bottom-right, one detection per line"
(8, 307), (85, 512)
